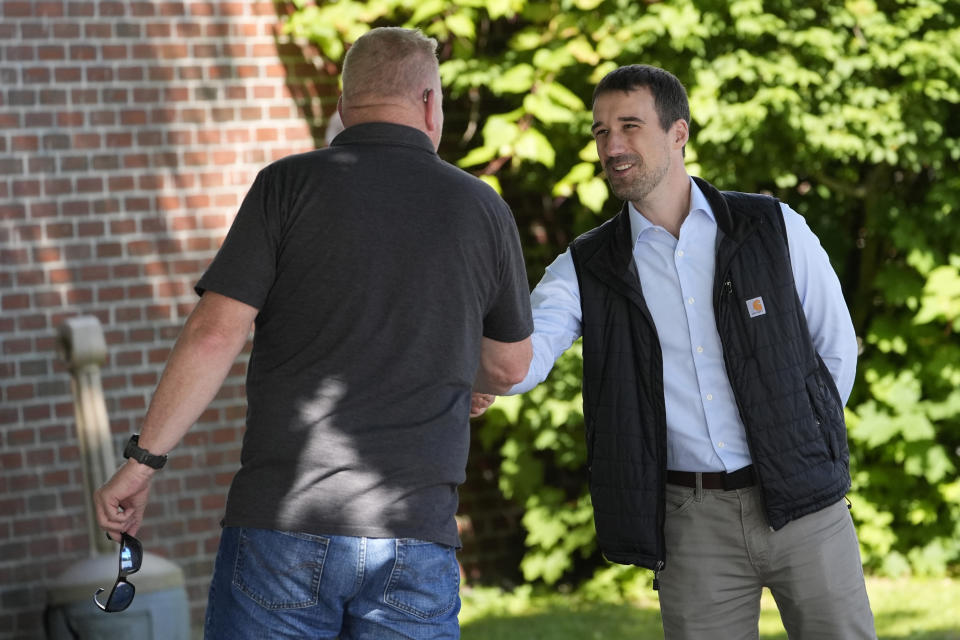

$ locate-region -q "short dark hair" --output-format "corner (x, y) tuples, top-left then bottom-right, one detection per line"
(593, 65), (690, 133)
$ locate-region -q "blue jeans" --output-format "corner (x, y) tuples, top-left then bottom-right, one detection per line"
(204, 527), (461, 639)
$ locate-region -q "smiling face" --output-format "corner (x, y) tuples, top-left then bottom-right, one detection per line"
(591, 87), (681, 205)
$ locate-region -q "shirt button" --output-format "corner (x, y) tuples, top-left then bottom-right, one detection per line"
(706, 394), (714, 401)
(718, 441), (726, 448)
(688, 297), (695, 304)
(696, 346), (704, 353)
(677, 250), (684, 257)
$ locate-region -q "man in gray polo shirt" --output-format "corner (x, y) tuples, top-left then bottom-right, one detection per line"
(95, 27), (532, 639)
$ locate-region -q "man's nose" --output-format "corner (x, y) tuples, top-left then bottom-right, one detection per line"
(602, 131), (629, 158)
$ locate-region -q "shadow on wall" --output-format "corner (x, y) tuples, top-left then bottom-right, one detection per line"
(272, 1), (341, 147)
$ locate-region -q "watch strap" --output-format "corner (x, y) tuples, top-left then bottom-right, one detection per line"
(123, 434), (167, 469)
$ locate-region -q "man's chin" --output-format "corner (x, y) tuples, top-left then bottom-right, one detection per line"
(608, 183), (639, 203)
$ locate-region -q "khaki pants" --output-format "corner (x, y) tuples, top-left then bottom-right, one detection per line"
(657, 483), (876, 640)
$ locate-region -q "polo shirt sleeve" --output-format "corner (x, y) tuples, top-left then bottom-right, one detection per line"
(482, 203), (534, 343)
(194, 169), (279, 310)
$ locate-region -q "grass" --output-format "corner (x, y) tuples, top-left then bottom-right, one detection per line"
(459, 577), (960, 639)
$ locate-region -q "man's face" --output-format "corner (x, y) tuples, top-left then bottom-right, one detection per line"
(591, 87), (674, 204)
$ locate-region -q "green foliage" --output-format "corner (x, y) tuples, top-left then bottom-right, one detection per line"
(283, 0), (960, 581)
(481, 342), (591, 584)
(460, 577), (960, 639)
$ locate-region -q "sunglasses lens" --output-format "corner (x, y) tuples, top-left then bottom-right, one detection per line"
(108, 581), (136, 612)
(119, 533), (142, 576)
(94, 581), (135, 612)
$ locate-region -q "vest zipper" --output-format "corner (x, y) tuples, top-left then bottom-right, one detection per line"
(652, 560), (665, 591)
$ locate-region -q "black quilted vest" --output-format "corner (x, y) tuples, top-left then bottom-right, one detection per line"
(570, 177), (851, 569)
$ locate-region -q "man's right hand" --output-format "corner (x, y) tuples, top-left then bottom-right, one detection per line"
(94, 459), (156, 540)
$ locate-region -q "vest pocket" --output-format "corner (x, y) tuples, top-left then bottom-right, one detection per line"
(585, 416), (596, 472)
(804, 372), (838, 461)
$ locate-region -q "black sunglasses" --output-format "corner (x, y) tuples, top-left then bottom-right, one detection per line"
(94, 532), (142, 613)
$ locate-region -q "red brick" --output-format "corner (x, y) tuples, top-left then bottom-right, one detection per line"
(66, 288), (92, 304)
(57, 67), (82, 83)
(78, 221), (104, 237)
(0, 452), (24, 470)
(26, 448), (55, 466)
(97, 286), (124, 302)
(45, 222), (73, 238)
(0, 293), (30, 310)
(48, 268), (72, 284)
(56, 111), (84, 127)
(70, 44), (97, 60)
(61, 200), (90, 216)
(118, 66), (144, 82)
(130, 1), (155, 16)
(99, 1), (127, 17)
(121, 110), (148, 126)
(113, 264), (139, 278)
(156, 195), (180, 211)
(34, 291), (62, 307)
(17, 314), (46, 330)
(33, 246), (62, 263)
(143, 21), (170, 37)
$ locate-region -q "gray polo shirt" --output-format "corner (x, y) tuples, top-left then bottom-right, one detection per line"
(196, 122), (532, 547)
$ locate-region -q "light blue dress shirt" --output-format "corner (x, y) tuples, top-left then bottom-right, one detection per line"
(509, 179), (858, 473)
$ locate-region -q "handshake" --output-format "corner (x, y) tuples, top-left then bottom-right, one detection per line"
(470, 392), (496, 418)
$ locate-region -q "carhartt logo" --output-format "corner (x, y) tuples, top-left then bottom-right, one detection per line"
(746, 297), (766, 318)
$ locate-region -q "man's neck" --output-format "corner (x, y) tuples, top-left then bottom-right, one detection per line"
(342, 104), (420, 130)
(632, 170), (691, 239)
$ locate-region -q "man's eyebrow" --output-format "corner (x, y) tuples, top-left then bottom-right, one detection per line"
(591, 116), (646, 132)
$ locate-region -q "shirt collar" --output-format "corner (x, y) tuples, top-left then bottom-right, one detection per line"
(627, 177), (716, 247)
(331, 122), (437, 154)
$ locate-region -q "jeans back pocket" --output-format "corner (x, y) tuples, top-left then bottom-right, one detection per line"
(233, 528), (329, 610)
(384, 539), (460, 619)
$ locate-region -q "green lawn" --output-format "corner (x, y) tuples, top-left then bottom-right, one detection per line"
(460, 577), (960, 639)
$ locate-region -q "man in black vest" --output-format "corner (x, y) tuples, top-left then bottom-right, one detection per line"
(492, 65), (876, 638)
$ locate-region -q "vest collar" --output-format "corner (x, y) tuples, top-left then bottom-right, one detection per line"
(692, 176), (764, 243)
(575, 176), (766, 310)
(576, 202), (648, 310)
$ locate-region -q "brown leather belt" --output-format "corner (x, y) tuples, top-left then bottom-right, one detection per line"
(666, 465), (756, 491)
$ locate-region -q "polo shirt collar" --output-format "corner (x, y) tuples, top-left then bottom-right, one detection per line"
(330, 122), (437, 154)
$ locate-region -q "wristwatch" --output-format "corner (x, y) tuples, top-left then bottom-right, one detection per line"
(123, 434), (168, 469)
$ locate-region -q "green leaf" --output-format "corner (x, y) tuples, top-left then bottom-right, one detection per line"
(523, 92), (575, 125)
(552, 161), (597, 197)
(577, 178), (609, 213)
(457, 145), (498, 169)
(490, 63), (536, 95)
(444, 12), (476, 39)
(514, 128), (556, 167)
(915, 264), (960, 327)
(478, 174), (502, 194)
(408, 0), (446, 25)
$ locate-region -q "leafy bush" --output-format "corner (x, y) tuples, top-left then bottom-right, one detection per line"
(283, 0), (960, 581)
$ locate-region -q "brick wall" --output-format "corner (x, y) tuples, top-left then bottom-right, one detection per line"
(0, 2), (524, 638)
(0, 1), (334, 636)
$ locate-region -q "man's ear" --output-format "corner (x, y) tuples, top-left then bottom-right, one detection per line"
(672, 118), (689, 150)
(423, 88), (437, 132)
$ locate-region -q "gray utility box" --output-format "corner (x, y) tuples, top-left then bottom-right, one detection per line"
(45, 551), (190, 639)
